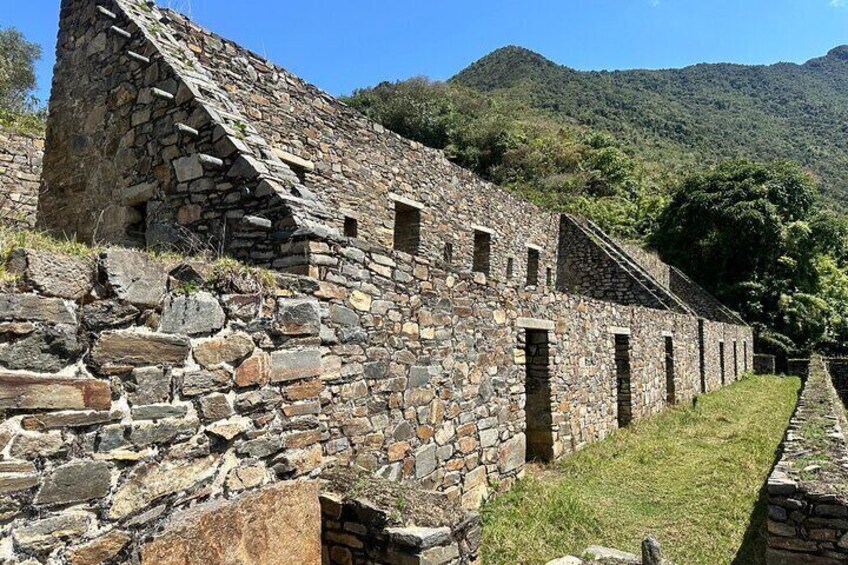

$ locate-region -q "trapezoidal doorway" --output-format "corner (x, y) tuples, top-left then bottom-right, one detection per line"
(615, 333), (633, 428)
(524, 329), (554, 462)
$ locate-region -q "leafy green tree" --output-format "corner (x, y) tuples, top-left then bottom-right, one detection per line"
(651, 159), (828, 352)
(0, 26), (44, 134)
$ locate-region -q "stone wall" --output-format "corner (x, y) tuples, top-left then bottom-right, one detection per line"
(295, 232), (752, 504)
(0, 126), (42, 228)
(0, 247), (327, 564)
(766, 357), (848, 564)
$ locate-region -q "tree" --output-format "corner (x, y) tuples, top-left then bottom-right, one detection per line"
(0, 26), (44, 133)
(651, 159), (827, 352)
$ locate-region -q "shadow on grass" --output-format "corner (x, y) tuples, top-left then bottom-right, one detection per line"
(731, 485), (768, 565)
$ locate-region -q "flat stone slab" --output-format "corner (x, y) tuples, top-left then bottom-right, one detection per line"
(7, 249), (94, 300)
(91, 330), (189, 367)
(0, 372), (111, 410)
(100, 248), (168, 308)
(0, 293), (77, 324)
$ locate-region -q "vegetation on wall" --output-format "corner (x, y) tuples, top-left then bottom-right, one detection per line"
(0, 26), (45, 135)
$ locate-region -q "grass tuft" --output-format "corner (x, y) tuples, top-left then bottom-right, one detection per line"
(481, 375), (801, 565)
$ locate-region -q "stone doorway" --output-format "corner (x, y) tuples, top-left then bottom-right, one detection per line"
(524, 329), (554, 462)
(720, 341), (726, 385)
(698, 319), (706, 393)
(615, 334), (633, 428)
(665, 336), (676, 405)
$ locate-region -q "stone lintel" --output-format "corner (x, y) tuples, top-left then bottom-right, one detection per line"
(609, 326), (631, 335)
(389, 193), (425, 210)
(471, 224), (495, 235)
(525, 243), (543, 252)
(661, 331), (673, 338)
(516, 318), (555, 331)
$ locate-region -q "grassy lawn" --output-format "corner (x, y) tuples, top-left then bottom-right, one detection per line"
(482, 375), (801, 565)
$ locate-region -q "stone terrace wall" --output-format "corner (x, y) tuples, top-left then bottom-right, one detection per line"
(0, 127), (42, 228)
(0, 247), (329, 564)
(766, 357), (848, 564)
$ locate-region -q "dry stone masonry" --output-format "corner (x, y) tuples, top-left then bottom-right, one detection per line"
(0, 127), (42, 228)
(766, 358), (848, 564)
(0, 0), (756, 562)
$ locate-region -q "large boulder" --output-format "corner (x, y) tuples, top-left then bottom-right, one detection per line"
(140, 481), (321, 565)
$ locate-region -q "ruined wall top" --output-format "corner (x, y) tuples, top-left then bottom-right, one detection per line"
(0, 126), (42, 228)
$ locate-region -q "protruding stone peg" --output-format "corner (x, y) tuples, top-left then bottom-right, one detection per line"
(175, 123), (199, 138)
(97, 6), (117, 19)
(127, 51), (150, 64)
(198, 154), (224, 168)
(110, 26), (132, 39)
(151, 88), (175, 101)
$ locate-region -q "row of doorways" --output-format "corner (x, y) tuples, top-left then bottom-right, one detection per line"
(524, 330), (674, 463)
(524, 328), (745, 463)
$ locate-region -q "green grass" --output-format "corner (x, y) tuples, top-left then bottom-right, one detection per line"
(481, 375), (801, 565)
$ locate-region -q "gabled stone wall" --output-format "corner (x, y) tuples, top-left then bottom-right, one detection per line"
(0, 127), (42, 228)
(41, 0), (322, 258)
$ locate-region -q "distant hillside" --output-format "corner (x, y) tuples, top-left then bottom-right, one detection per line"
(452, 45), (848, 209)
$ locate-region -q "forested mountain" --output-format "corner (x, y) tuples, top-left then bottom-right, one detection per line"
(345, 45), (848, 355)
(452, 45), (848, 209)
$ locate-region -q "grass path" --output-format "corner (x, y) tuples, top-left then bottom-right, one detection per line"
(481, 376), (801, 565)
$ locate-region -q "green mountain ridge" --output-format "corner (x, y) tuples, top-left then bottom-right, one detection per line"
(451, 45), (848, 209)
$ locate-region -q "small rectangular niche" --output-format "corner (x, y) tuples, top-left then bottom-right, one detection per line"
(344, 216), (358, 238)
(527, 248), (540, 287)
(443, 242), (454, 266)
(507, 257), (514, 280)
(546, 267), (552, 287)
(126, 202), (148, 248)
(473, 230), (491, 276)
(393, 202), (421, 255)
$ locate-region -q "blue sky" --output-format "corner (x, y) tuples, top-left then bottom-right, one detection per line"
(7, 0), (848, 105)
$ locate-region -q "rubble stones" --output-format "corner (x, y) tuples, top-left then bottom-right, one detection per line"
(0, 324), (82, 372)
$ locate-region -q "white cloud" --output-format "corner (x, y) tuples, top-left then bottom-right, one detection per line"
(831, 0), (846, 7)
(649, 0), (661, 6)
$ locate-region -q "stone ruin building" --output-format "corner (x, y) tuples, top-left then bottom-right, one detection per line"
(0, 0), (753, 563)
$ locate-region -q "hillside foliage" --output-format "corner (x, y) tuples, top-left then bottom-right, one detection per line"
(345, 47), (848, 354)
(0, 26), (45, 135)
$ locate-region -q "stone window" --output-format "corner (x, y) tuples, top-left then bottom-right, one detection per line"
(444, 242), (453, 266)
(393, 202), (421, 255)
(472, 230), (491, 275)
(526, 248), (539, 287)
(344, 217), (358, 238)
(506, 257), (514, 279)
(665, 336), (676, 405)
(615, 333), (632, 428)
(525, 329), (553, 462)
